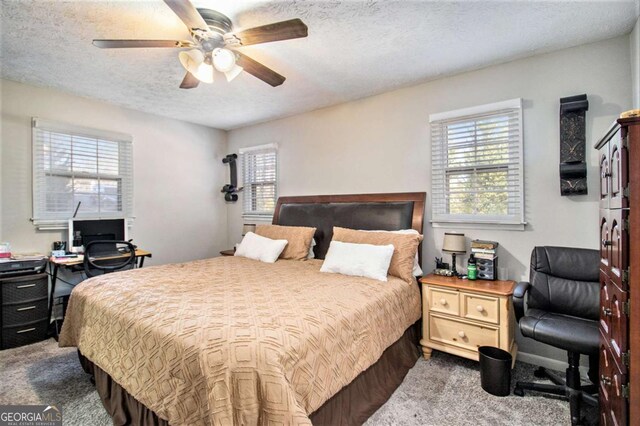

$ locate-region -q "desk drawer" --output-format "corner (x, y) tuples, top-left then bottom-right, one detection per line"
(2, 298), (48, 326)
(429, 314), (499, 352)
(461, 292), (499, 324)
(1, 319), (48, 349)
(1, 275), (48, 304)
(428, 287), (459, 316)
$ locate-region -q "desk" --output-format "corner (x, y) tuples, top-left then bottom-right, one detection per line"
(48, 249), (152, 333)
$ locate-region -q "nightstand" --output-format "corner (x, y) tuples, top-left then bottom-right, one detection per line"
(220, 249), (235, 256)
(419, 274), (517, 365)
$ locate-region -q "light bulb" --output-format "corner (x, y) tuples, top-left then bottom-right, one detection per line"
(179, 49), (214, 83)
(213, 48), (237, 73)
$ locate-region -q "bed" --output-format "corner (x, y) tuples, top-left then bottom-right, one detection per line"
(59, 192), (426, 425)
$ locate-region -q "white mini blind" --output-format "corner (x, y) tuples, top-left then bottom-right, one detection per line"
(240, 143), (278, 218)
(32, 118), (133, 228)
(430, 99), (524, 225)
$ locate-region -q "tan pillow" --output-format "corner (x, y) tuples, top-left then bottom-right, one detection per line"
(332, 227), (423, 283)
(255, 224), (316, 260)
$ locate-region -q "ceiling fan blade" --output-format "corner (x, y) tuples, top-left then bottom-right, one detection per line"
(93, 39), (195, 49)
(180, 71), (200, 89)
(235, 52), (285, 87)
(163, 0), (209, 32)
(227, 19), (307, 46)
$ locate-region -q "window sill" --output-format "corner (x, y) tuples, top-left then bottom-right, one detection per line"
(32, 217), (134, 231)
(430, 220), (527, 231)
(241, 213), (274, 222)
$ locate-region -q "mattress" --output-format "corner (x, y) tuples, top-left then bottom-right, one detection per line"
(59, 256), (421, 425)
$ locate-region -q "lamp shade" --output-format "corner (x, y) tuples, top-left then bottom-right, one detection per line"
(242, 223), (256, 236)
(179, 49), (214, 83)
(442, 232), (466, 253)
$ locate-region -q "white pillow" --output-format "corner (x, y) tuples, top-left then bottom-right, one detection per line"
(320, 241), (394, 282)
(307, 238), (317, 259)
(364, 229), (423, 276)
(234, 232), (288, 263)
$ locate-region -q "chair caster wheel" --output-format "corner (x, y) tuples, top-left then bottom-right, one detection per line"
(513, 387), (525, 397)
(533, 367), (546, 378)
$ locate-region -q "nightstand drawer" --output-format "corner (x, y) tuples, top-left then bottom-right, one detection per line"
(429, 314), (499, 352)
(1, 274), (48, 304)
(428, 287), (459, 316)
(461, 292), (499, 324)
(2, 297), (48, 326)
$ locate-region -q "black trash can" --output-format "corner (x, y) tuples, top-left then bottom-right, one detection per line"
(478, 346), (512, 397)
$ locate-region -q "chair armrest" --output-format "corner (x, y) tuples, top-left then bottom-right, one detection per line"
(513, 281), (530, 322)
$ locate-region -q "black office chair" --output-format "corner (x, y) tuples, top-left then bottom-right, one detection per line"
(83, 240), (136, 278)
(513, 246), (599, 426)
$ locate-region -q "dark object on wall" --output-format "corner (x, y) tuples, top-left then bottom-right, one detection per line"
(221, 154), (243, 202)
(559, 94), (589, 196)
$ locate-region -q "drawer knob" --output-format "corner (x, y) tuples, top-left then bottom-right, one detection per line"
(458, 331), (466, 338)
(601, 375), (612, 386)
(603, 307), (613, 317)
(476, 305), (484, 312)
(602, 239), (613, 247)
(439, 298), (447, 306)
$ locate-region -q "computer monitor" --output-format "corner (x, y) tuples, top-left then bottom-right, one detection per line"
(68, 218), (128, 250)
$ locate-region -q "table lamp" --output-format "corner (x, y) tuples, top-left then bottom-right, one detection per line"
(442, 232), (466, 276)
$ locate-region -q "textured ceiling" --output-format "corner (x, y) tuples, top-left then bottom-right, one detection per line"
(1, 0), (639, 130)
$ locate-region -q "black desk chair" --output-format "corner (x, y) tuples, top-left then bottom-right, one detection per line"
(513, 246), (599, 426)
(83, 240), (136, 278)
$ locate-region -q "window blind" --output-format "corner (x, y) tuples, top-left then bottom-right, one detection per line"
(240, 144), (278, 218)
(32, 118), (133, 229)
(430, 99), (524, 225)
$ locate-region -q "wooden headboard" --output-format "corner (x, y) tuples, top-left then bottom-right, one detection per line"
(272, 192), (426, 260)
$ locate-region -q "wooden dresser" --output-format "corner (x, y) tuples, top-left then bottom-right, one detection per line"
(596, 116), (640, 426)
(419, 274), (517, 364)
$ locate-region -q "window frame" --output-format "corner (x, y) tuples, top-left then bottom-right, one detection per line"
(239, 143), (278, 219)
(31, 118), (134, 230)
(429, 99), (525, 230)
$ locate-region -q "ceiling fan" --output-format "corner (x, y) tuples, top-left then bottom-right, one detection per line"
(93, 0), (308, 88)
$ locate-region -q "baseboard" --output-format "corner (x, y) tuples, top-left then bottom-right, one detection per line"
(516, 351), (590, 378)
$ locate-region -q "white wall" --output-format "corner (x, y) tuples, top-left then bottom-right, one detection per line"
(632, 16), (640, 109)
(1, 79), (229, 266)
(227, 36), (632, 364)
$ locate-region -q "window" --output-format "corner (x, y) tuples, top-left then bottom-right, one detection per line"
(32, 118), (133, 229)
(240, 143), (278, 218)
(430, 99), (524, 227)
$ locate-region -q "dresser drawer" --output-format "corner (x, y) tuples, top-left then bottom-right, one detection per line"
(429, 314), (499, 352)
(599, 342), (628, 426)
(1, 274), (48, 304)
(2, 297), (48, 326)
(461, 292), (499, 324)
(428, 287), (459, 316)
(1, 318), (49, 349)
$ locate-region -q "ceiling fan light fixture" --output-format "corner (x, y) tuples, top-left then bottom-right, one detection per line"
(179, 49), (214, 83)
(213, 48), (237, 73)
(224, 64), (243, 82)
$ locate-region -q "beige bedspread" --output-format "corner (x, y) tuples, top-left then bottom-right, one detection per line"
(59, 256), (421, 425)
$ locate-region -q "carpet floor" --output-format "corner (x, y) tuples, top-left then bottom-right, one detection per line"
(0, 338), (592, 425)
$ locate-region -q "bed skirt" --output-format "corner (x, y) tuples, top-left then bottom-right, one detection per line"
(78, 323), (420, 426)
